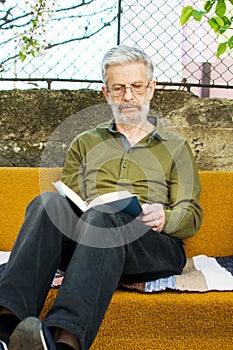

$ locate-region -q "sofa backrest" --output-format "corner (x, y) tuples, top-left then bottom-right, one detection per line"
(185, 171), (232, 257)
(0, 167), (232, 257)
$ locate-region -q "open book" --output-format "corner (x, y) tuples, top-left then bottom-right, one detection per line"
(52, 180), (142, 217)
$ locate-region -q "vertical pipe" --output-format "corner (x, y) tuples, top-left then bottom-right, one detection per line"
(201, 62), (211, 98)
(117, 0), (122, 45)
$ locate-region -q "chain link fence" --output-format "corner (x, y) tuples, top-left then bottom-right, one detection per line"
(1, 0), (232, 97)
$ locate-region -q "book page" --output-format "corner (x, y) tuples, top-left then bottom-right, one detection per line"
(88, 190), (133, 208)
(0, 251), (10, 264)
(52, 181), (87, 212)
(53, 182), (141, 217)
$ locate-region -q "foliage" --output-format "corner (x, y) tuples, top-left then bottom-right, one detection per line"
(19, 0), (57, 62)
(180, 0), (233, 57)
(0, 0), (116, 68)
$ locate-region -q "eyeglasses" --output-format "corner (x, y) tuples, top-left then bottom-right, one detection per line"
(107, 82), (150, 97)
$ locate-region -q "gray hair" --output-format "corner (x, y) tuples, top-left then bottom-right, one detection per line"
(101, 45), (154, 84)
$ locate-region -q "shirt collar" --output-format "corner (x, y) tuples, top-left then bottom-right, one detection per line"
(147, 115), (168, 141)
(106, 115), (168, 141)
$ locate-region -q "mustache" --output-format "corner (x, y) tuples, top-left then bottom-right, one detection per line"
(117, 102), (141, 112)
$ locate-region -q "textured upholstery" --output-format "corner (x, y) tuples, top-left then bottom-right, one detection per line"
(0, 168), (232, 349)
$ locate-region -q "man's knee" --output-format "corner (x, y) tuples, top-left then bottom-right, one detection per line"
(75, 208), (129, 249)
(27, 191), (60, 210)
(25, 192), (77, 235)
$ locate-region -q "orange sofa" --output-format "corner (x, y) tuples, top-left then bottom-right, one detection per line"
(0, 167), (232, 349)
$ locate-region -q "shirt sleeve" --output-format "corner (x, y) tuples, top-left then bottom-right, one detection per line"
(163, 140), (203, 239)
(61, 137), (86, 199)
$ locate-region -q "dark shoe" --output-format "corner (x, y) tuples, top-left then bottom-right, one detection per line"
(0, 340), (8, 350)
(8, 317), (56, 350)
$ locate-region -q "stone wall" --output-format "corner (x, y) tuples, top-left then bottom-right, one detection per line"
(0, 89), (232, 170)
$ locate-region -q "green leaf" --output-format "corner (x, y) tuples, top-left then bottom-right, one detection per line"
(192, 10), (206, 21)
(19, 51), (27, 62)
(22, 36), (29, 43)
(219, 26), (230, 34)
(228, 36), (233, 49)
(216, 0), (226, 17)
(208, 18), (220, 32)
(218, 18), (231, 34)
(214, 16), (224, 26)
(216, 42), (227, 57)
(204, 0), (216, 13)
(180, 6), (193, 25)
(229, 0), (233, 5)
(222, 16), (232, 26)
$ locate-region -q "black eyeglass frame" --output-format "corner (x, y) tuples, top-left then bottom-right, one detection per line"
(106, 82), (150, 97)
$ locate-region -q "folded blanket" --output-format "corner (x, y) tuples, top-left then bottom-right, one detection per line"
(1, 253), (233, 293)
(120, 255), (233, 292)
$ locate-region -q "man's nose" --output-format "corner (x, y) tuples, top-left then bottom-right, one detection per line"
(123, 86), (135, 100)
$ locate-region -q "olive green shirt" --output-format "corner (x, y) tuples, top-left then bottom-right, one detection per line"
(62, 116), (203, 239)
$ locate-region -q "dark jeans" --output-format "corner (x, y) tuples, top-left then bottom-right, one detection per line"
(0, 192), (186, 350)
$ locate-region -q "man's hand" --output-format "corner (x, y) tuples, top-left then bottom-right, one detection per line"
(138, 203), (165, 232)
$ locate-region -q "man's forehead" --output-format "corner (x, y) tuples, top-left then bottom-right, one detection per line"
(106, 62), (147, 84)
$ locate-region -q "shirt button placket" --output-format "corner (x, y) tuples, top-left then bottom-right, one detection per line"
(119, 159), (128, 179)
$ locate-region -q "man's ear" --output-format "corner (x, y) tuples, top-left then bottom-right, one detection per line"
(102, 85), (110, 103)
(149, 80), (156, 100)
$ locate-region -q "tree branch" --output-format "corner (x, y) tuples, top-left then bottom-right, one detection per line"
(0, 10), (32, 29)
(54, 0), (96, 13)
(45, 17), (117, 49)
(0, 1), (117, 68)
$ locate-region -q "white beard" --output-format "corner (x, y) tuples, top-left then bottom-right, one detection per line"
(110, 96), (150, 126)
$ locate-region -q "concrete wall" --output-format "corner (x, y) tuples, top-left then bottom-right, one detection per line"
(0, 89), (232, 170)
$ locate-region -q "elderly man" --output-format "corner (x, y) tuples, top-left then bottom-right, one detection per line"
(0, 45), (203, 350)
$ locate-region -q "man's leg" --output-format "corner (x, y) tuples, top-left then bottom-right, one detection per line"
(0, 197), (185, 350)
(44, 207), (186, 350)
(0, 191), (79, 347)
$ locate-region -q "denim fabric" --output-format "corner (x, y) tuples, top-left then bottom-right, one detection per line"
(0, 192), (186, 350)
